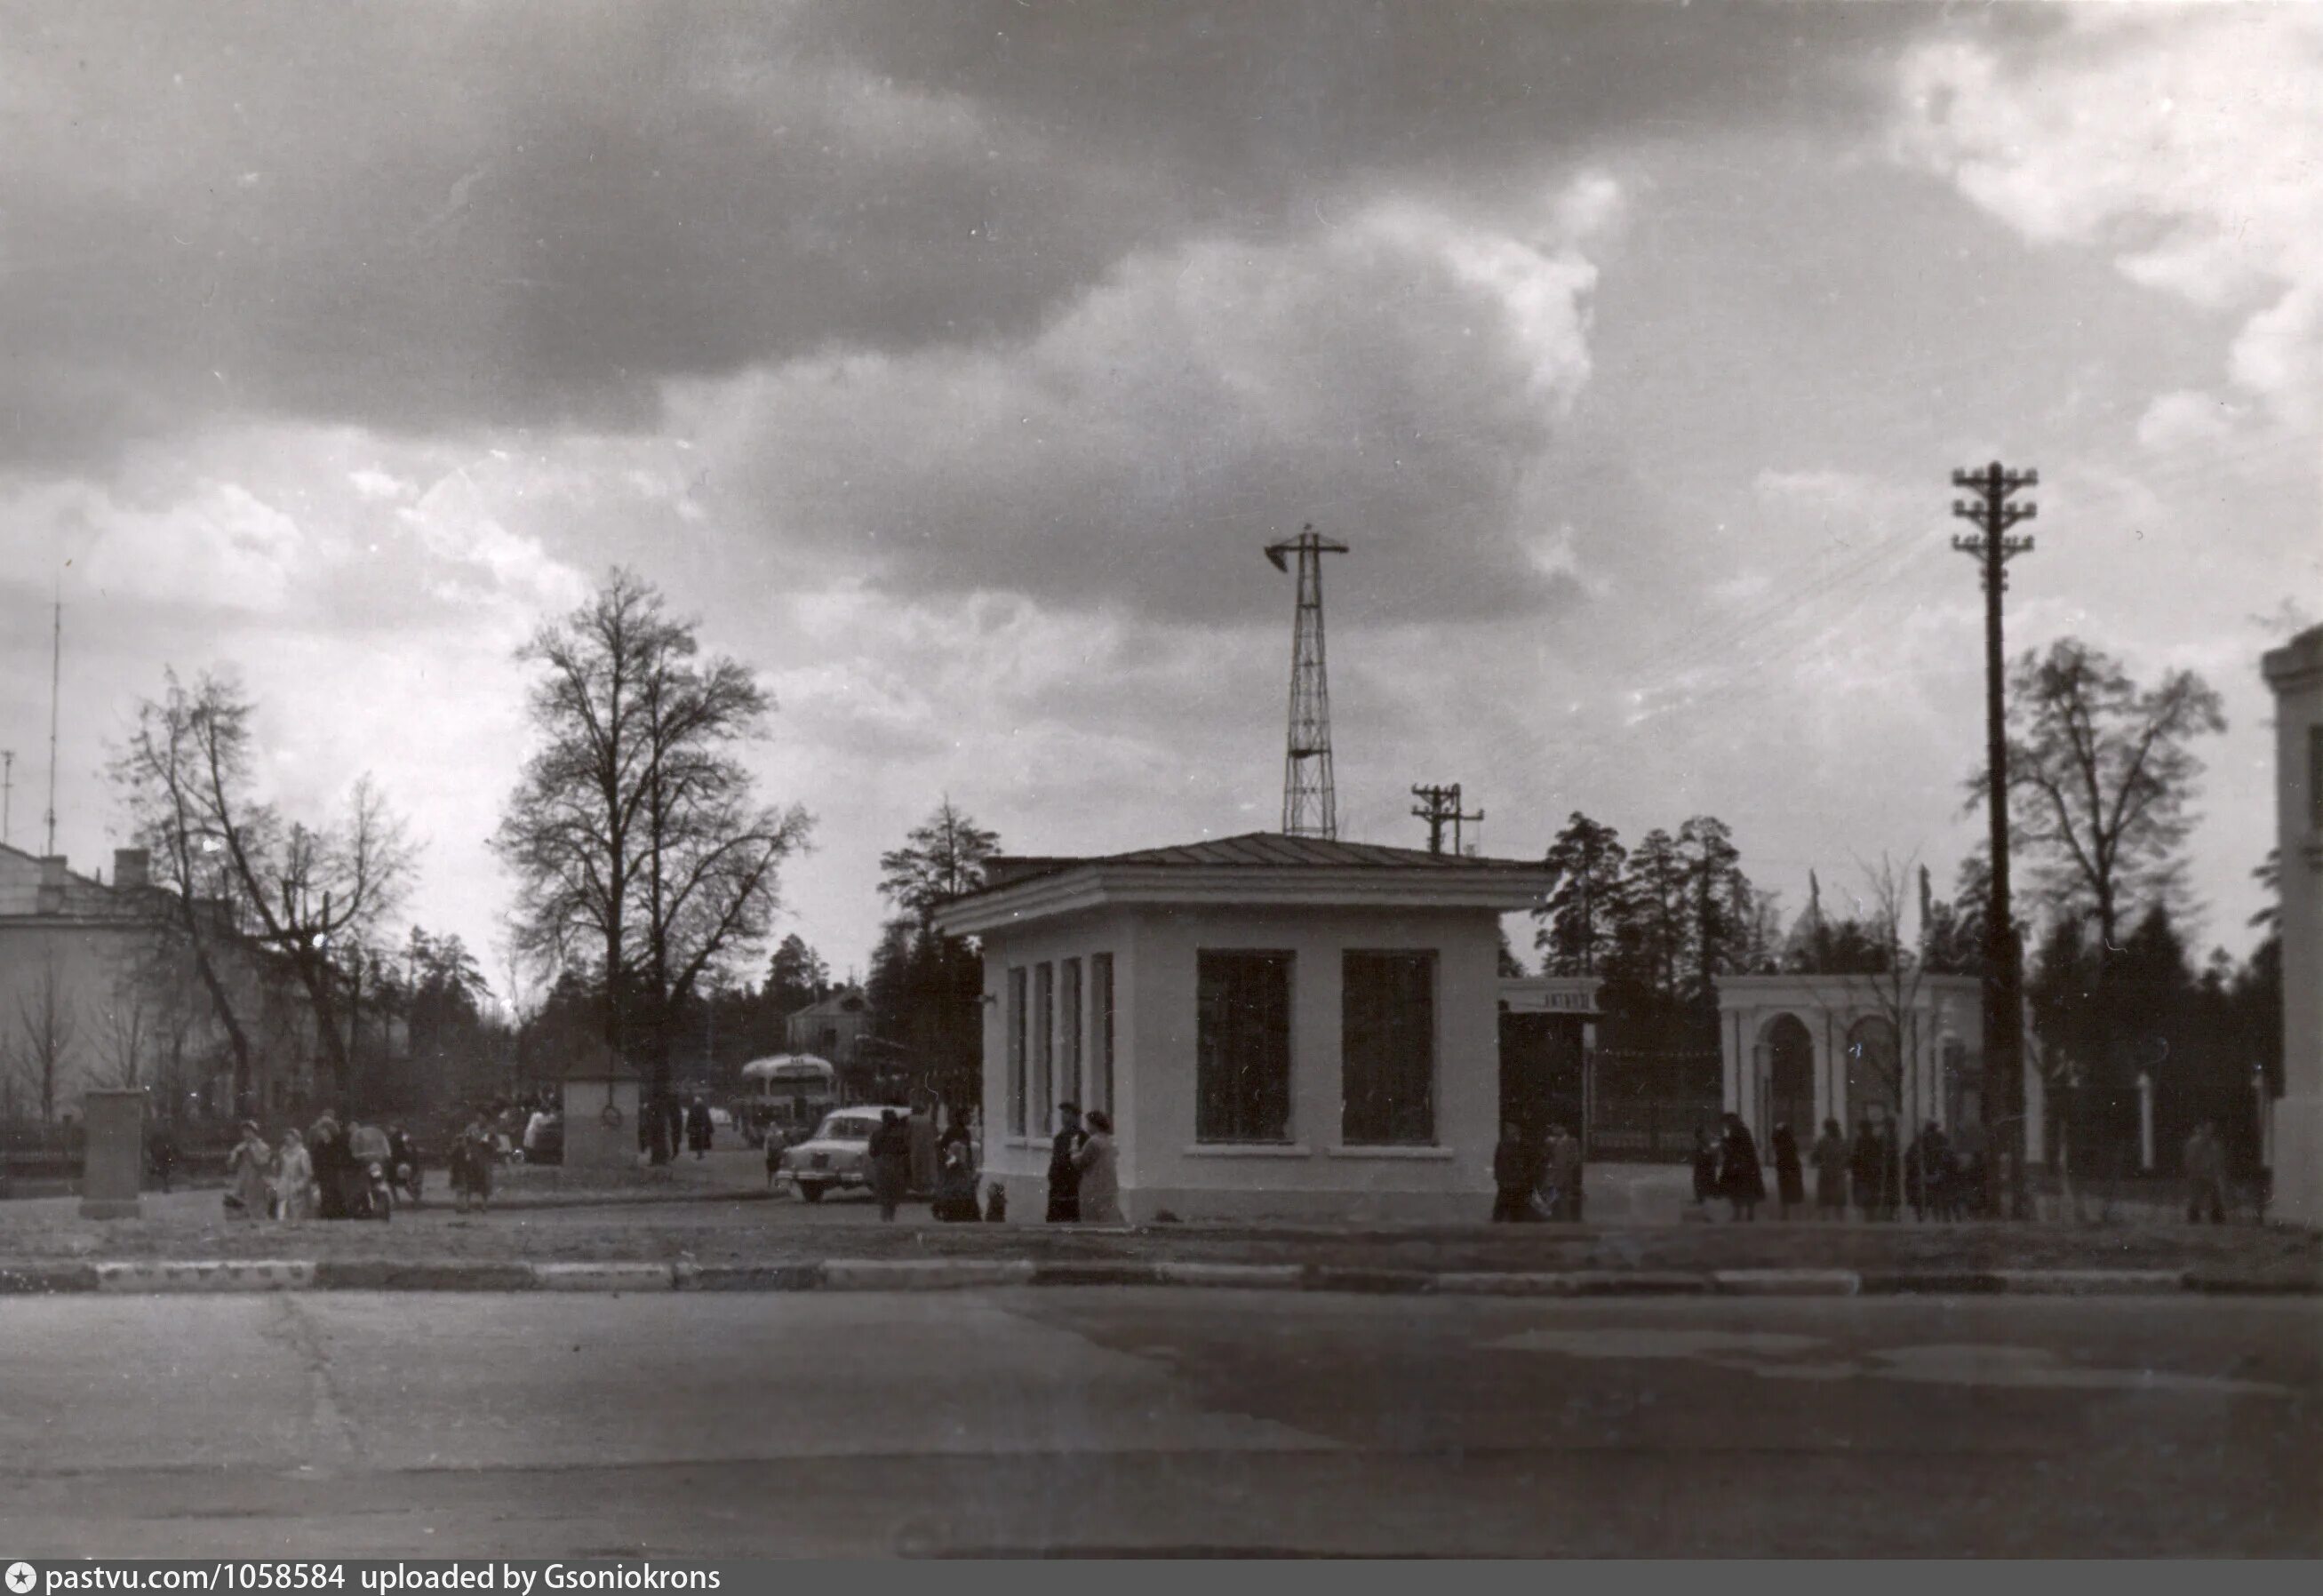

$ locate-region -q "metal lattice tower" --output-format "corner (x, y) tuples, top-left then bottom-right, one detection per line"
(1265, 524), (1348, 838)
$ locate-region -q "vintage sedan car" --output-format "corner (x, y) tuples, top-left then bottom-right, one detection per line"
(778, 1106), (907, 1202)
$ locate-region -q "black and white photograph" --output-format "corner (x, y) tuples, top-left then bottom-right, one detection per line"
(0, 0), (2316, 1564)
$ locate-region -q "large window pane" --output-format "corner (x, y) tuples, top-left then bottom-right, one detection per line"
(1092, 954), (1115, 1118)
(1342, 952), (1435, 1145)
(1196, 951), (1293, 1144)
(1061, 958), (1083, 1108)
(1007, 967), (1027, 1136)
(1034, 962), (1055, 1130)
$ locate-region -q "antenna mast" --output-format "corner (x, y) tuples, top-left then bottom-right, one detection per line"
(1265, 524), (1349, 839)
(44, 587), (61, 858)
(3, 750), (13, 847)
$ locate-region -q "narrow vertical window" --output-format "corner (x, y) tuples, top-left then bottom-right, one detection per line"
(1034, 962), (1055, 1129)
(1196, 951), (1293, 1144)
(1061, 958), (1083, 1108)
(1342, 952), (1436, 1145)
(1007, 967), (1027, 1136)
(1091, 953), (1115, 1118)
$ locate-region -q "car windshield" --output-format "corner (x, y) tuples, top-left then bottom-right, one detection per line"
(818, 1117), (874, 1143)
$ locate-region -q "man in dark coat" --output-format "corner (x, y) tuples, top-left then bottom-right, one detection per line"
(1719, 1113), (1767, 1221)
(867, 1110), (912, 1222)
(686, 1096), (714, 1159)
(309, 1115), (355, 1220)
(1769, 1121), (1805, 1220)
(1046, 1102), (1084, 1222)
(1492, 1122), (1538, 1222)
(1850, 1119), (1881, 1221)
(148, 1117), (178, 1194)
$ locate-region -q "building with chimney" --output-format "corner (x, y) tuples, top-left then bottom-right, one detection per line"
(0, 844), (395, 1126)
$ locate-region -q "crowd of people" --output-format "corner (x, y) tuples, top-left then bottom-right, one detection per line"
(1687, 1113), (1996, 1223)
(219, 1113), (418, 1222)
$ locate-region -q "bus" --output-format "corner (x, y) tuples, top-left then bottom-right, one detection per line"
(737, 1054), (837, 1149)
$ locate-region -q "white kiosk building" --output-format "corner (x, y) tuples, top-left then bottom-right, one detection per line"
(2263, 625), (2321, 1228)
(931, 833), (1553, 1222)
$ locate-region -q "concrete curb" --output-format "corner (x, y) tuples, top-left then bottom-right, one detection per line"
(93, 1259), (315, 1293)
(0, 1257), (2308, 1297)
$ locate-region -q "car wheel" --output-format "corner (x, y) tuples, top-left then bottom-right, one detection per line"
(799, 1182), (826, 1203)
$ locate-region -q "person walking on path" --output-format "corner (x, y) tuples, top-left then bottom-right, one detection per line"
(1690, 1124), (1721, 1216)
(933, 1123), (980, 1222)
(308, 1114), (353, 1220)
(1046, 1102), (1085, 1223)
(1074, 1110), (1123, 1225)
(454, 1109), (496, 1214)
(1811, 1119), (1848, 1220)
(1849, 1119), (1882, 1222)
(686, 1096), (714, 1160)
(867, 1109), (912, 1221)
(273, 1128), (314, 1222)
(1770, 1121), (1805, 1221)
(1492, 1122), (1539, 1222)
(148, 1116), (177, 1194)
(2183, 1121), (2228, 1224)
(1545, 1123), (1585, 1222)
(1719, 1113), (1767, 1221)
(907, 1098), (939, 1196)
(225, 1121), (271, 1219)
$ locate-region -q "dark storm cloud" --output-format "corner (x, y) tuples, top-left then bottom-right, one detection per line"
(0, 0), (1939, 471)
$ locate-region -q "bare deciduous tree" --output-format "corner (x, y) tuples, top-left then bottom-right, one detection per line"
(6, 945), (81, 1126)
(496, 570), (812, 1161)
(114, 670), (418, 1109)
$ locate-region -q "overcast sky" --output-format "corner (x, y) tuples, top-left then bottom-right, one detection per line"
(3, 1), (2314, 999)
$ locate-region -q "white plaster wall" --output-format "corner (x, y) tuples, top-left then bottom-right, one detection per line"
(1123, 904), (1497, 1221)
(978, 901), (1505, 1222)
(2266, 635), (2321, 1228)
(975, 905), (1139, 1217)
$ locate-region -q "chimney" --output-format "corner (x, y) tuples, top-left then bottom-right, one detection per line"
(36, 855), (68, 914)
(113, 848), (150, 893)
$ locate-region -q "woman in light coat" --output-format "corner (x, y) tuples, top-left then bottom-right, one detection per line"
(1073, 1110), (1123, 1225)
(225, 1121), (272, 1219)
(273, 1128), (315, 1222)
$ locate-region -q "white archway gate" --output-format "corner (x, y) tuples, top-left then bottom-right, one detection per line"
(1716, 974), (1983, 1152)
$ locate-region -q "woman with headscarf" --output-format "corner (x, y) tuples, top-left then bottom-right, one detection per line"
(1074, 1110), (1122, 1225)
(1719, 1113), (1767, 1222)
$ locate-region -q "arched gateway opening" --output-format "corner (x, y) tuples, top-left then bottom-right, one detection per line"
(1760, 1013), (1815, 1136)
(1847, 1016), (1901, 1127)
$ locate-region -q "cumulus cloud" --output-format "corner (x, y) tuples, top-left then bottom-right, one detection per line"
(670, 182), (1609, 621)
(1890, 7), (2323, 427)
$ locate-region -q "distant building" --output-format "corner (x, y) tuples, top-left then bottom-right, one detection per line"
(0, 843), (399, 1125)
(933, 832), (1553, 1222)
(784, 985), (871, 1084)
(2263, 625), (2321, 1228)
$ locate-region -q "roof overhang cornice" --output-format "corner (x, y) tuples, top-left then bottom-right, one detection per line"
(932, 863), (1554, 938)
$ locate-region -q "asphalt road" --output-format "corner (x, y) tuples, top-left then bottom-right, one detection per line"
(1, 1290), (2314, 1557)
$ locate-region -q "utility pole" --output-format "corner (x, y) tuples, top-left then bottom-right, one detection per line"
(1410, 783), (1483, 858)
(1951, 460), (2037, 1219)
(3, 750), (13, 848)
(1265, 525), (1349, 839)
(44, 588), (62, 858)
